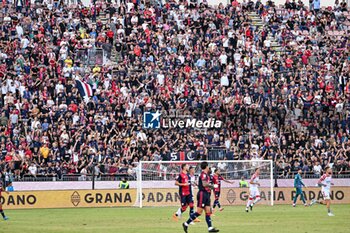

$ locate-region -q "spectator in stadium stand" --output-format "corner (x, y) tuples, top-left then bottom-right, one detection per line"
(0, 0), (349, 182)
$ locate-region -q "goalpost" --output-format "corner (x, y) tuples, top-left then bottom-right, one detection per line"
(136, 160), (274, 208)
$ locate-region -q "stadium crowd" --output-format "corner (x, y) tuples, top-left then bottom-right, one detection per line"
(0, 0), (349, 182)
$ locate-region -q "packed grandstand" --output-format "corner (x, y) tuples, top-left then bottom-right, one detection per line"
(0, 0), (349, 184)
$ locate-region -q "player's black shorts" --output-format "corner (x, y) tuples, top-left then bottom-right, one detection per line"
(181, 194), (193, 206)
(197, 191), (211, 208)
(214, 191), (221, 199)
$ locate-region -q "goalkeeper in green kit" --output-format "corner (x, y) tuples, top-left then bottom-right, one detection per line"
(293, 168), (308, 207)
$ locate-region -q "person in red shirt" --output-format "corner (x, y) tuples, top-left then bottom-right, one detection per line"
(285, 56), (293, 68)
(212, 168), (234, 213)
(173, 164), (200, 223)
(106, 29), (114, 44)
(301, 53), (308, 65)
(134, 45), (141, 57)
(25, 147), (33, 159)
(69, 103), (78, 112)
(183, 162), (219, 232)
(232, 0), (239, 7)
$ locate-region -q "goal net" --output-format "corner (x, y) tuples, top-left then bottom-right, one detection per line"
(136, 160), (274, 208)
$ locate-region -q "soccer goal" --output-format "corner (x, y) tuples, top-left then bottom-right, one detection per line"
(136, 160), (274, 208)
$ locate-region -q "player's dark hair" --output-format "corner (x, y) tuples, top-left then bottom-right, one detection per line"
(255, 167), (260, 172)
(181, 163), (187, 169)
(324, 166), (330, 171)
(214, 168), (218, 173)
(200, 161), (208, 170)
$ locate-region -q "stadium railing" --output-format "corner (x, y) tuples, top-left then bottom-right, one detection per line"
(13, 169), (350, 182)
(274, 170), (350, 179)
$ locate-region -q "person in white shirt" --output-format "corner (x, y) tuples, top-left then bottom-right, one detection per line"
(219, 52), (228, 67)
(16, 24), (24, 38)
(126, 2), (134, 12)
(28, 163), (37, 177)
(9, 112), (19, 125)
(21, 37), (30, 49)
(157, 73), (165, 86)
(243, 93), (252, 106)
(220, 74), (229, 87)
(217, 162), (227, 171)
(72, 112), (80, 125)
(246, 168), (261, 212)
(313, 162), (322, 177)
(131, 15), (138, 25)
(264, 39), (271, 48)
(80, 166), (88, 181)
(310, 167), (335, 216)
(137, 130), (147, 141)
(55, 81), (65, 94)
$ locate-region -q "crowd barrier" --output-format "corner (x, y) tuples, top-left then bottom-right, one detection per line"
(1, 187), (349, 209)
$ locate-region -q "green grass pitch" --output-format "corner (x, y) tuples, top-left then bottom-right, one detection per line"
(1, 205), (349, 233)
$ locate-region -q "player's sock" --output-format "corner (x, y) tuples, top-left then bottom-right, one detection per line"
(293, 194), (298, 204)
(0, 210), (5, 218)
(176, 207), (182, 217)
(246, 198), (253, 208)
(205, 214), (212, 228)
(253, 196), (261, 205)
(217, 201), (221, 209)
(189, 206), (194, 215)
(213, 199), (219, 209)
(328, 208), (331, 213)
(301, 194), (306, 205)
(186, 212), (200, 225)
